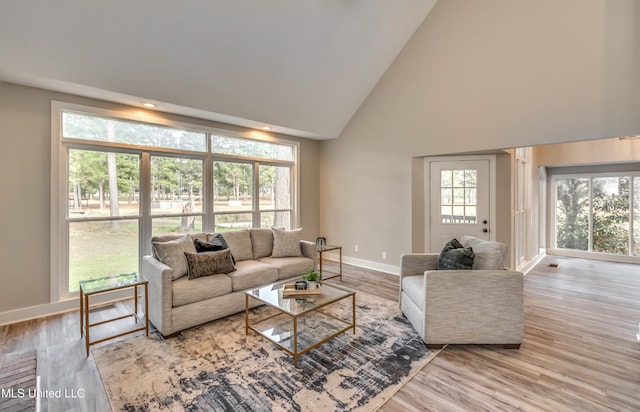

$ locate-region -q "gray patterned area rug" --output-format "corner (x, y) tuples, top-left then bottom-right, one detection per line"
(93, 291), (437, 411)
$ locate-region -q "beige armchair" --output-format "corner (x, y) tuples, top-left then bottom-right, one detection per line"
(399, 236), (524, 349)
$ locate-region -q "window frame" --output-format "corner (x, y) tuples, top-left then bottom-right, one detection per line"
(51, 101), (299, 302)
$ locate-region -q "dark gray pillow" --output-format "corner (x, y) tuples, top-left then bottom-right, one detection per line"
(195, 235), (236, 264)
(194, 234), (228, 252)
(437, 238), (475, 270)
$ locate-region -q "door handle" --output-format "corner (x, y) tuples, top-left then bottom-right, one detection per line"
(482, 220), (488, 225)
(483, 228), (489, 233)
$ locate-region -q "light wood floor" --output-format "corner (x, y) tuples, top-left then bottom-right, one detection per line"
(1, 256), (639, 411)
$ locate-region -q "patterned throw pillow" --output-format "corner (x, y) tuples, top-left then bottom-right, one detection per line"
(152, 234), (197, 280)
(195, 234), (236, 264)
(184, 249), (236, 280)
(271, 228), (303, 258)
(437, 238), (475, 270)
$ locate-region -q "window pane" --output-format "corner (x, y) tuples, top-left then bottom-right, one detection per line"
(441, 206), (453, 223)
(214, 161), (253, 211)
(464, 170), (477, 186)
(151, 156), (203, 214)
(63, 112), (206, 152)
(592, 177), (629, 254)
(441, 171), (453, 188)
(215, 213), (252, 232)
(634, 177), (640, 256)
(259, 165), (291, 210)
(152, 217), (203, 237)
(453, 170), (465, 187)
(465, 206), (477, 223)
(212, 135), (293, 161)
(441, 188), (452, 205)
(68, 149), (140, 218)
(466, 188), (477, 205)
(69, 220), (138, 292)
(261, 212), (291, 229)
(555, 178), (589, 250)
(453, 188), (465, 205)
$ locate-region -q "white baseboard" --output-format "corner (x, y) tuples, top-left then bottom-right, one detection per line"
(516, 252), (546, 275)
(0, 289), (134, 326)
(321, 252), (400, 276)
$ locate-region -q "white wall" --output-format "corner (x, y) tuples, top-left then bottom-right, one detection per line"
(320, 0), (640, 272)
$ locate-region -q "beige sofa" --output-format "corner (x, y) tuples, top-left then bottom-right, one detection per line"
(400, 235), (524, 349)
(142, 228), (316, 337)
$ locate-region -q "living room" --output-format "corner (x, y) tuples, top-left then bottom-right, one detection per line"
(1, 1), (639, 411)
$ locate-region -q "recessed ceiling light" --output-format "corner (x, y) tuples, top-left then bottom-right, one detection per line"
(141, 102), (156, 108)
(262, 126), (272, 131)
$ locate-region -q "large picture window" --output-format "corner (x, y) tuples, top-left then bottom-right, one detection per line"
(53, 103), (298, 298)
(553, 173), (639, 258)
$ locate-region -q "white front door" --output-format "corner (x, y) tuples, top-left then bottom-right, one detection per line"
(429, 159), (493, 252)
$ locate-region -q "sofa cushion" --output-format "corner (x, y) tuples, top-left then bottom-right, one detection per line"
(460, 235), (508, 270)
(271, 228), (302, 258)
(152, 234), (196, 280)
(172, 274), (232, 307)
(251, 228), (274, 259)
(258, 256), (314, 280)
(437, 238), (475, 270)
(221, 229), (254, 261)
(227, 260), (278, 291)
(184, 250), (236, 280)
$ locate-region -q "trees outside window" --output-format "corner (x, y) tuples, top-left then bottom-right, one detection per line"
(554, 174), (638, 257)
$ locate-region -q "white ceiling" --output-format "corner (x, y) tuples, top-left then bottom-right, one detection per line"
(0, 1), (437, 139)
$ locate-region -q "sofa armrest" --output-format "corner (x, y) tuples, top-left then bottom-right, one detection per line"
(423, 270), (524, 345)
(300, 240), (317, 268)
(141, 255), (174, 336)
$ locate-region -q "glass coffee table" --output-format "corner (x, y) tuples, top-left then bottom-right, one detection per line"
(245, 281), (356, 367)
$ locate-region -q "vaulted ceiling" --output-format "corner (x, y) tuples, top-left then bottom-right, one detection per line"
(0, 1), (438, 139)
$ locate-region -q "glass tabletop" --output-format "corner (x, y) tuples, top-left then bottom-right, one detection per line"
(317, 244), (341, 252)
(79, 272), (147, 295)
(246, 281), (354, 316)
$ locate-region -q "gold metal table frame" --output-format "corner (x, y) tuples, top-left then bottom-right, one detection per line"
(79, 272), (149, 356)
(317, 244), (342, 281)
(245, 282), (356, 367)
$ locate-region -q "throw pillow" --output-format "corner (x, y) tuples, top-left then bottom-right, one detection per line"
(152, 234), (197, 280)
(437, 238), (475, 270)
(220, 229), (253, 261)
(271, 227), (302, 258)
(195, 234), (236, 264)
(184, 249), (236, 280)
(459, 235), (508, 270)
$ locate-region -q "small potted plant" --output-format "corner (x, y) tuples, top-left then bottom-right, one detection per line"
(301, 266), (322, 289)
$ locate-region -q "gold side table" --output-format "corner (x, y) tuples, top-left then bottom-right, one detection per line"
(317, 245), (342, 281)
(79, 272), (149, 356)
